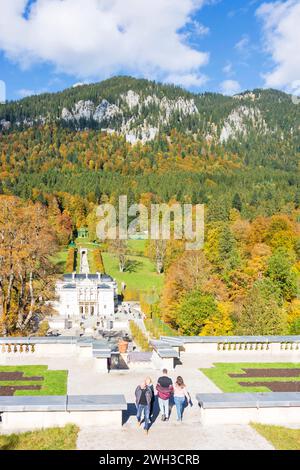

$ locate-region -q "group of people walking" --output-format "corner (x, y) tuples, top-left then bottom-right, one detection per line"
(135, 369), (191, 434)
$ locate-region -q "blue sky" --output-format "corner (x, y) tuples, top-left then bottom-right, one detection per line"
(0, 0), (299, 101)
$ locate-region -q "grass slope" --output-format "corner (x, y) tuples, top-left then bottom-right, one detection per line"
(252, 423), (300, 450)
(102, 251), (164, 292)
(52, 239), (163, 294)
(50, 249), (69, 274)
(201, 363), (300, 393)
(0, 424), (79, 450)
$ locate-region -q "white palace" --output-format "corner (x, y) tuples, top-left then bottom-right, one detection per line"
(53, 248), (118, 321)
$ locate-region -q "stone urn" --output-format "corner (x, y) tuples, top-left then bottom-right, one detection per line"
(118, 340), (129, 353)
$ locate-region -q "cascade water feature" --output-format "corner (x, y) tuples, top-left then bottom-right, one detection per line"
(80, 248), (90, 274)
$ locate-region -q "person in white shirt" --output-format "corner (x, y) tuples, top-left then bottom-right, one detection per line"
(173, 376), (190, 422)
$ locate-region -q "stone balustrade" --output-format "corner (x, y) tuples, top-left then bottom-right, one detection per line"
(158, 335), (300, 356)
(0, 336), (113, 372)
(217, 341), (299, 351)
(1, 343), (35, 354)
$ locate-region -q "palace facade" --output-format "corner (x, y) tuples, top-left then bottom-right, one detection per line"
(54, 273), (118, 320)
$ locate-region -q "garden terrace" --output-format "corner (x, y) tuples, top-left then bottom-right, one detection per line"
(1, 335), (300, 449)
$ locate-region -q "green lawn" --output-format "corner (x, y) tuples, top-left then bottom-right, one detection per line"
(51, 239), (164, 295)
(0, 365), (68, 396)
(0, 424), (79, 450)
(50, 249), (69, 274)
(127, 239), (147, 255)
(252, 423), (300, 450)
(201, 363), (300, 393)
(102, 251), (164, 293)
(75, 237), (100, 248)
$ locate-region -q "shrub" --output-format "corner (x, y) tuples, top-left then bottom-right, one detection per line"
(37, 321), (50, 337)
(140, 294), (152, 318)
(123, 289), (140, 301)
(129, 321), (152, 352)
(93, 248), (105, 273)
(290, 318), (300, 335)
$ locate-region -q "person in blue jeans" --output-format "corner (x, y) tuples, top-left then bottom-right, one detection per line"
(135, 380), (153, 434)
(145, 377), (155, 421)
(173, 376), (190, 422)
(156, 369), (173, 421)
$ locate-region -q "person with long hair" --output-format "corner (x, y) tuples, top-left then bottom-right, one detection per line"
(135, 379), (153, 434)
(173, 376), (190, 422)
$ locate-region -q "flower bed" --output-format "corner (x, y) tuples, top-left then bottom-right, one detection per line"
(0, 365), (68, 396)
(201, 363), (300, 392)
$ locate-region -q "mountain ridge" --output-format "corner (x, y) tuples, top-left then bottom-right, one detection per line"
(0, 76), (299, 145)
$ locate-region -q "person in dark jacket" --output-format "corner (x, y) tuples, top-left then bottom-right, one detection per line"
(145, 377), (155, 421)
(135, 380), (153, 434)
(156, 369), (173, 421)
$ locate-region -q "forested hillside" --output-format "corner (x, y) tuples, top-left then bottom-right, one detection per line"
(0, 76), (299, 336)
(0, 76), (299, 149)
(0, 124), (298, 224)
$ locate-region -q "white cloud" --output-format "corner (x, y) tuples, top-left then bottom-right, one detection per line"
(0, 80), (6, 103)
(223, 62), (234, 77)
(235, 34), (250, 53)
(17, 88), (35, 98)
(164, 72), (208, 88)
(188, 20), (210, 37)
(220, 79), (241, 96)
(0, 0), (210, 87)
(257, 0), (300, 89)
(17, 87), (48, 98)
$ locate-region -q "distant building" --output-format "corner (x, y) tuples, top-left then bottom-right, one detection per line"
(128, 230), (149, 240)
(54, 273), (118, 320)
(78, 227), (89, 239)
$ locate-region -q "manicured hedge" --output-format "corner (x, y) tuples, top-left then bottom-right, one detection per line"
(93, 248), (105, 273)
(129, 321), (152, 352)
(65, 248), (77, 273)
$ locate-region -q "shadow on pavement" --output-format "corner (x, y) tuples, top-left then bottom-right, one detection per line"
(122, 402), (137, 425)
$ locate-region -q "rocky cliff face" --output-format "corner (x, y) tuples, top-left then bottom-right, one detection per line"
(60, 90), (199, 143)
(220, 106), (268, 143)
(61, 99), (121, 123)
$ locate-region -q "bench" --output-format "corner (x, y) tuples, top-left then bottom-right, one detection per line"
(0, 395), (127, 431)
(196, 392), (300, 425)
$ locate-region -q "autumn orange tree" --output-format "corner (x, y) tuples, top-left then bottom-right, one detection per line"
(159, 210), (299, 336)
(0, 196), (58, 335)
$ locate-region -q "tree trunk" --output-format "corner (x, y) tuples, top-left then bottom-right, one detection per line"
(23, 272), (35, 328)
(155, 240), (166, 274)
(0, 281), (6, 336)
(17, 273), (25, 329)
(119, 254), (126, 272)
(6, 273), (14, 313)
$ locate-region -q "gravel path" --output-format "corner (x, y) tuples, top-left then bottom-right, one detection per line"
(77, 420), (273, 450)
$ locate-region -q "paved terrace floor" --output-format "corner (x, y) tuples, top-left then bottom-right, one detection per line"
(3, 352), (297, 449)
